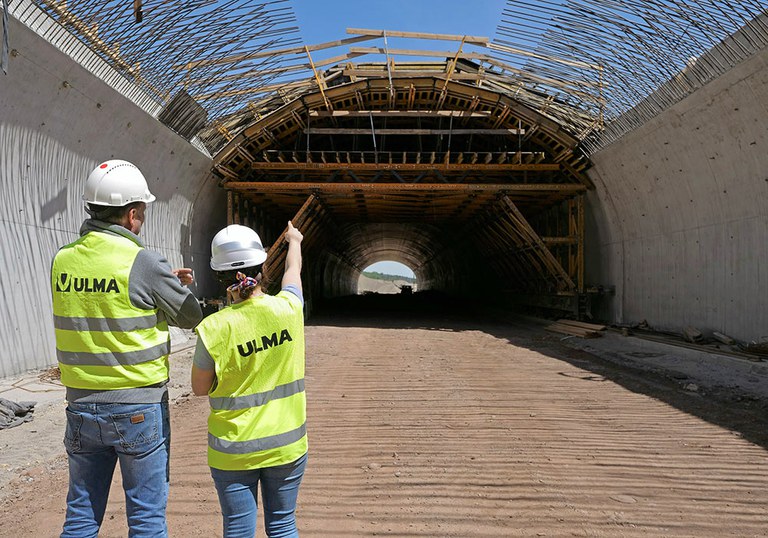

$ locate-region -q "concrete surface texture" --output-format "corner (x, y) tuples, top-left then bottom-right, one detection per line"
(586, 45), (768, 342)
(0, 14), (224, 378)
(0, 309), (766, 537)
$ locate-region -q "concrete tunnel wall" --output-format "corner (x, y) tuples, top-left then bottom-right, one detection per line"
(0, 15), (224, 378)
(585, 45), (768, 342)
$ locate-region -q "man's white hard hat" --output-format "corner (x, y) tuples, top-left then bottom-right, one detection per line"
(83, 159), (156, 206)
(210, 225), (268, 271)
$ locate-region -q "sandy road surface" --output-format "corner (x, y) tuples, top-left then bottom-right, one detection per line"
(0, 300), (767, 537)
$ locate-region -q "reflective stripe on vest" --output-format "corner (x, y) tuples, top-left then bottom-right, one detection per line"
(196, 292), (307, 470)
(209, 423), (307, 454)
(56, 341), (170, 366)
(53, 313), (160, 331)
(51, 231), (169, 390)
(208, 379), (304, 411)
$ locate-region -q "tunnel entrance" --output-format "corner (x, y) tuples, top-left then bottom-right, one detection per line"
(210, 32), (594, 319)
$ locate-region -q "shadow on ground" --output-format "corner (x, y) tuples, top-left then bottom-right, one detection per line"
(311, 291), (768, 451)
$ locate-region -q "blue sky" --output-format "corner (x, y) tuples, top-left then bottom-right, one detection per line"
(293, 0), (507, 61)
(364, 261), (415, 278)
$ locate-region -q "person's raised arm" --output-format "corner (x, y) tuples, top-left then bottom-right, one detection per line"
(281, 221), (303, 292)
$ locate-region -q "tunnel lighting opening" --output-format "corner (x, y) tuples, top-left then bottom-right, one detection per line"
(358, 261), (417, 295)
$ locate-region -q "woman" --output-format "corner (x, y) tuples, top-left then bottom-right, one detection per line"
(191, 221), (307, 538)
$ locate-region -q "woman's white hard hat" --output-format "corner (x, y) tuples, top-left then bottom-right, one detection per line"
(83, 159), (156, 206)
(210, 224), (268, 271)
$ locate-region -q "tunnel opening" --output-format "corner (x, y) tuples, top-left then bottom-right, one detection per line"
(358, 261), (417, 295)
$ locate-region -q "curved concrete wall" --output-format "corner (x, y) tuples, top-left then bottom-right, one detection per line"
(0, 16), (223, 377)
(586, 46), (768, 342)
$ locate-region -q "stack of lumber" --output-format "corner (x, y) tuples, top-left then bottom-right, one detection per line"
(546, 319), (606, 338)
(744, 341), (768, 357)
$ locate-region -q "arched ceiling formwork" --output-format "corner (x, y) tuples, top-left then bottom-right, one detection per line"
(213, 59), (590, 313)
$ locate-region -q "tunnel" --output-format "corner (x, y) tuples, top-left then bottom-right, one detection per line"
(211, 68), (591, 315)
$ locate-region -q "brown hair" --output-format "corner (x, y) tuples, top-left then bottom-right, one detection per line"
(87, 202), (143, 224)
(215, 266), (268, 300)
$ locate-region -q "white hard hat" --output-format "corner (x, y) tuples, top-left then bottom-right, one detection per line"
(210, 225), (268, 271)
(83, 159), (156, 206)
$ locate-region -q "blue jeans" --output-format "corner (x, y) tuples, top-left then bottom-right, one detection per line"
(61, 401), (171, 538)
(210, 453), (308, 538)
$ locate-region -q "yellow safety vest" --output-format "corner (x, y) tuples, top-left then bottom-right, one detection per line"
(51, 231), (170, 390)
(195, 291), (307, 470)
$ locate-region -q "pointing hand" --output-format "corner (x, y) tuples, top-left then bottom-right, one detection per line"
(285, 221), (303, 244)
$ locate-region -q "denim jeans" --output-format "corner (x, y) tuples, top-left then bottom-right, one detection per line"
(210, 453), (308, 538)
(61, 401), (171, 538)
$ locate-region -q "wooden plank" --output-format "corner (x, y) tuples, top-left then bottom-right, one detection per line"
(225, 182), (584, 192)
(349, 47), (487, 60)
(304, 128), (524, 135)
(305, 46), (331, 108)
(187, 52), (366, 86)
(555, 319), (606, 331)
(338, 71), (482, 82)
(713, 332), (736, 345)
(577, 194), (584, 292)
(309, 110), (494, 118)
(346, 28), (489, 44)
(176, 35), (377, 70)
(545, 323), (603, 338)
(263, 194), (321, 280)
(542, 237), (579, 244)
(245, 162), (563, 172)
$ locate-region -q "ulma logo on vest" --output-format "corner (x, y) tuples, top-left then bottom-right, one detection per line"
(237, 329), (293, 357)
(55, 273), (120, 293)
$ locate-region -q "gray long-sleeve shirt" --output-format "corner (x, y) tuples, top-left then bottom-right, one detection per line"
(64, 219), (203, 403)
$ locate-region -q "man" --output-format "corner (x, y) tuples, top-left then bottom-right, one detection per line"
(51, 159), (203, 537)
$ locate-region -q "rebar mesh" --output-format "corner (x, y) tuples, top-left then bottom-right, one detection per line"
(495, 0), (768, 153)
(10, 0), (300, 149)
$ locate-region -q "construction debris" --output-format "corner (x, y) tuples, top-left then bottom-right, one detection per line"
(743, 341), (768, 357)
(712, 332), (736, 345)
(682, 326), (703, 343)
(0, 398), (36, 430)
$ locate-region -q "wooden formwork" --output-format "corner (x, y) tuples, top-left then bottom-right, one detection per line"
(215, 48), (592, 312)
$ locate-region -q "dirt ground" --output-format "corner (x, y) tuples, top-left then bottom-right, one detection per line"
(0, 296), (767, 537)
